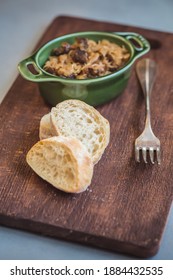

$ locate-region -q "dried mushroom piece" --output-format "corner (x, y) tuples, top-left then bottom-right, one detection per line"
(70, 48), (88, 64)
(43, 37), (130, 79)
(75, 37), (89, 50)
(52, 42), (71, 56)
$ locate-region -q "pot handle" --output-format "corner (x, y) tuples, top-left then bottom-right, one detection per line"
(18, 55), (53, 82)
(115, 32), (150, 60)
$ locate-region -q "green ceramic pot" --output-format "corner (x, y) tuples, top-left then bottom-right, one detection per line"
(18, 31), (150, 106)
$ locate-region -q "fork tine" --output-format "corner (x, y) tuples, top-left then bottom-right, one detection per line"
(149, 147), (154, 164)
(142, 147), (147, 163)
(156, 147), (161, 165)
(135, 146), (140, 162)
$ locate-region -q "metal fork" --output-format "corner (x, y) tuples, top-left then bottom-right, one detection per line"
(135, 58), (161, 164)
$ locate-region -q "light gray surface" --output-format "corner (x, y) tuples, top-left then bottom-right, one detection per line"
(0, 0), (173, 260)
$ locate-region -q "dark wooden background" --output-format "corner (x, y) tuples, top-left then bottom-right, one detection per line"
(0, 16), (173, 258)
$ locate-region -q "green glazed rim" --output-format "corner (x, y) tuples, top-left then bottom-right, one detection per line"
(18, 31), (150, 84)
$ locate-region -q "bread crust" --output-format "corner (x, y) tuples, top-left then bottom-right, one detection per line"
(39, 113), (57, 140)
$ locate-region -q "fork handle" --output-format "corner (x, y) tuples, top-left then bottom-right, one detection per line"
(136, 58), (157, 128)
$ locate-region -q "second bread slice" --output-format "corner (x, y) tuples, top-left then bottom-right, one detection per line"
(50, 100), (110, 164)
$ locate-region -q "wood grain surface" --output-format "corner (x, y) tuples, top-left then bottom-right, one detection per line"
(0, 16), (173, 258)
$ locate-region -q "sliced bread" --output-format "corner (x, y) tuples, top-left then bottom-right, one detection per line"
(39, 113), (56, 140)
(50, 99), (110, 164)
(26, 136), (93, 193)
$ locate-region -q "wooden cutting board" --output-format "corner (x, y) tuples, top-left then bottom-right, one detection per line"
(0, 16), (173, 258)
